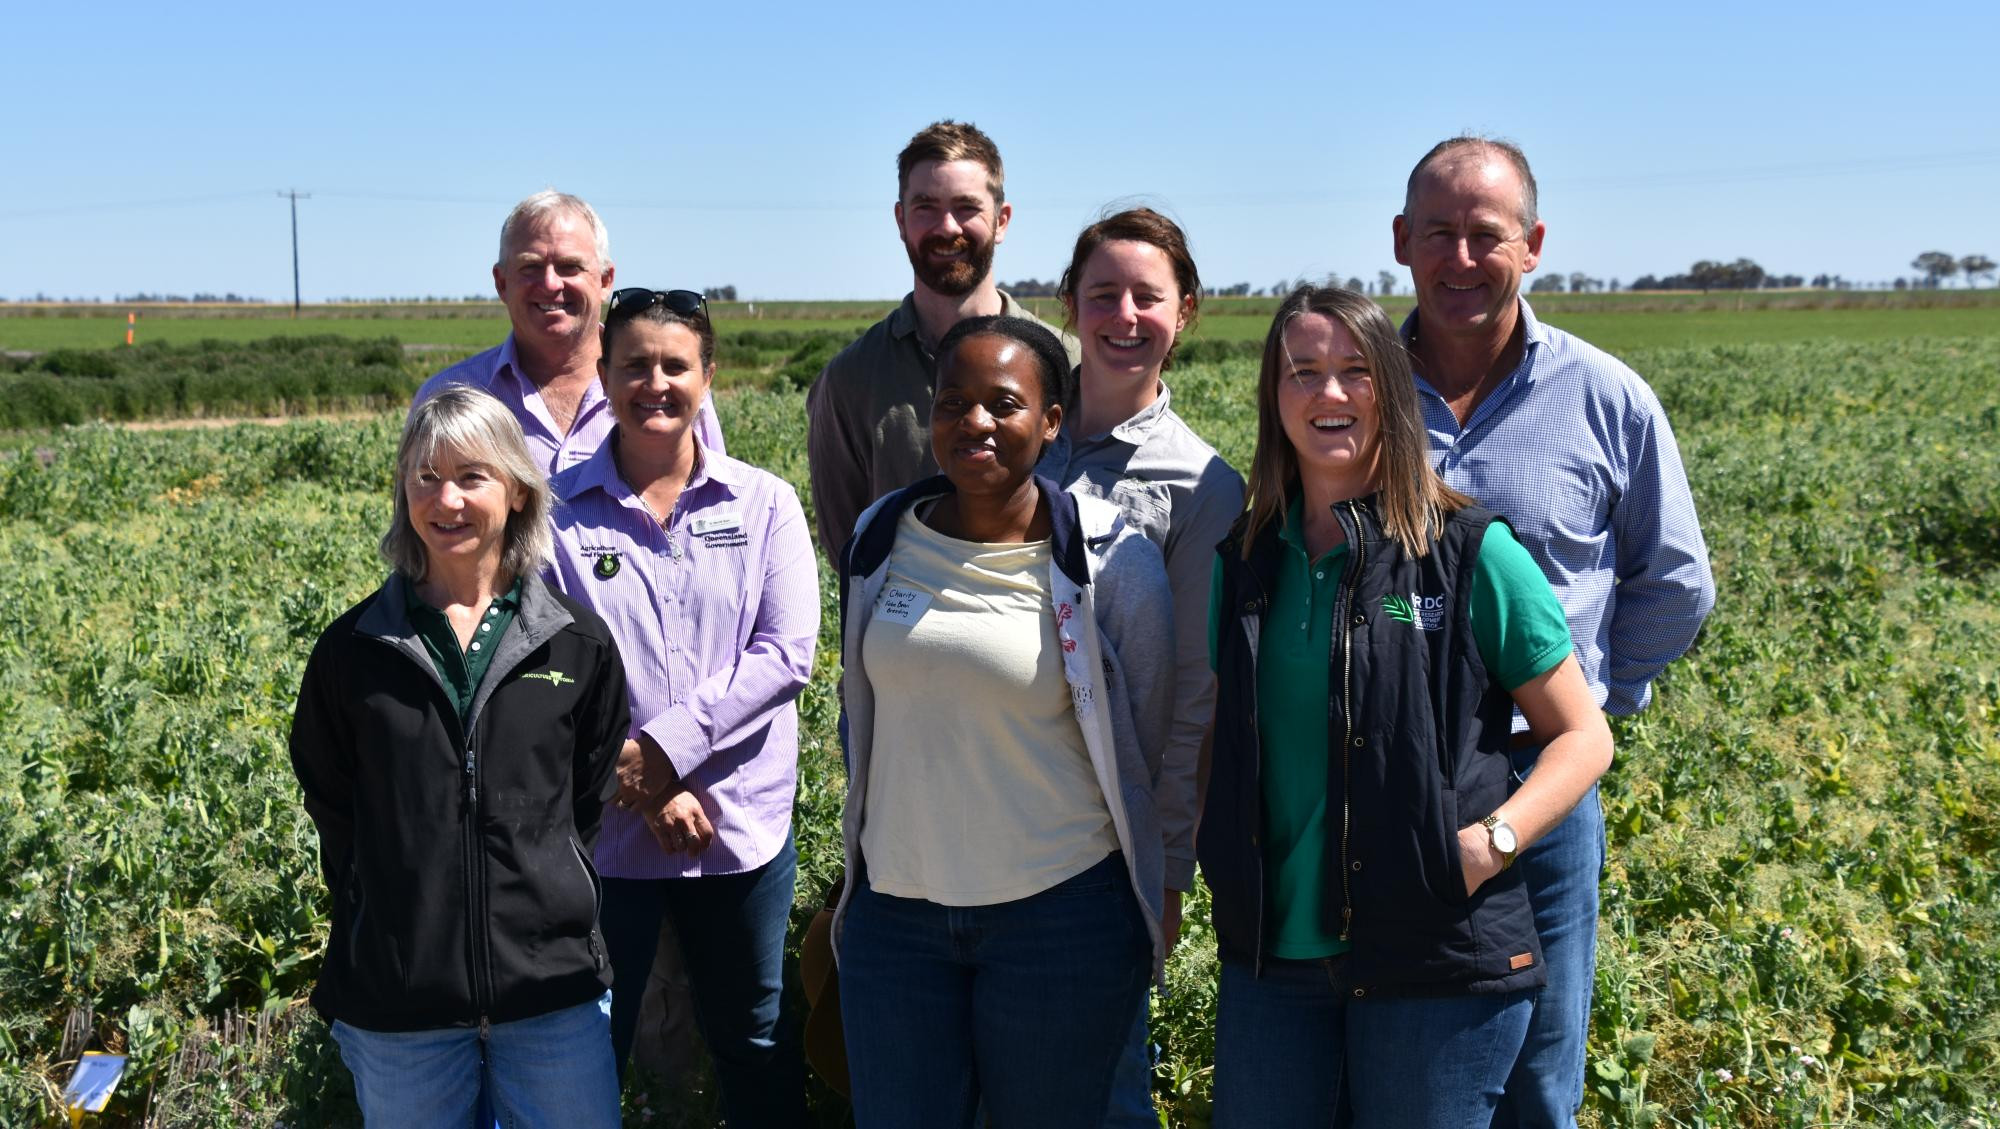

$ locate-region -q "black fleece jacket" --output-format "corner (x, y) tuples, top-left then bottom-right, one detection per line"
(289, 572), (629, 1031)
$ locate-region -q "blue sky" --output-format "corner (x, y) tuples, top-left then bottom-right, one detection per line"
(5, 1), (1996, 302)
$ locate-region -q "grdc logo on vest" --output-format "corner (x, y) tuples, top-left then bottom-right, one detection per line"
(1382, 592), (1446, 632)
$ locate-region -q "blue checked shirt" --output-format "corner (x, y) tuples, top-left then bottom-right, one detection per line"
(1404, 300), (1714, 721)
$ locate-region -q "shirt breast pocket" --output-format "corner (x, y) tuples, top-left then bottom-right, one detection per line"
(1076, 471), (1172, 546)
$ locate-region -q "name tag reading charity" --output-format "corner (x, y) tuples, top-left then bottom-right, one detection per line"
(689, 513), (742, 536)
(874, 586), (931, 625)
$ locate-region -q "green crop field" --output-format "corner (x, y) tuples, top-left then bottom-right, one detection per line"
(4, 291), (1996, 358)
(0, 321), (1997, 1126)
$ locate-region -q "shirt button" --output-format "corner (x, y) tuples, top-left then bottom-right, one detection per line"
(479, 623), (491, 633)
(1315, 571), (1324, 580)
(469, 641), (481, 652)
(486, 606), (499, 617)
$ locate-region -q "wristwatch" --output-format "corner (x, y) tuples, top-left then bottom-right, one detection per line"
(1481, 815), (1519, 869)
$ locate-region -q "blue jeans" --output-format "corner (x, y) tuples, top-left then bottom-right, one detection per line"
(839, 853), (1152, 1129)
(1102, 998), (1158, 1128)
(1212, 958), (1532, 1129)
(1494, 757), (1606, 1129)
(600, 834), (805, 1129)
(331, 992), (619, 1129)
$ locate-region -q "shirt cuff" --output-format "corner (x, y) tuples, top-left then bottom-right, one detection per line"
(640, 706), (710, 781)
(1164, 853), (1196, 893)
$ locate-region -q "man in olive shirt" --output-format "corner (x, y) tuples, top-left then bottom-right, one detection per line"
(805, 119), (1074, 557)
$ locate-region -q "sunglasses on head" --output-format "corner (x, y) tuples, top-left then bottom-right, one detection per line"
(607, 288), (708, 323)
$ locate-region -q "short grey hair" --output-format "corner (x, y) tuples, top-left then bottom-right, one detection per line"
(497, 189), (612, 268)
(1403, 135), (1539, 231)
(382, 386), (553, 583)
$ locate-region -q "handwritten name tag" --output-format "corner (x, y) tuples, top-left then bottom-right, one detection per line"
(874, 586), (931, 625)
(689, 513), (742, 536)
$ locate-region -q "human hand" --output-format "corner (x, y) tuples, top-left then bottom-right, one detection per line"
(612, 737), (678, 813)
(1458, 824), (1504, 897)
(1161, 888), (1185, 952)
(644, 790), (715, 858)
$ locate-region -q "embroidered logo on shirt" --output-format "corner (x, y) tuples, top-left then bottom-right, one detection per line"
(1383, 592), (1446, 631)
(593, 552), (622, 580)
(521, 670), (575, 687)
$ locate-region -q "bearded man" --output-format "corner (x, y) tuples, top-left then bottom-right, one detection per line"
(805, 120), (1074, 557)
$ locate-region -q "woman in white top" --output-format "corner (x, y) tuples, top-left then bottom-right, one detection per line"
(832, 315), (1175, 1129)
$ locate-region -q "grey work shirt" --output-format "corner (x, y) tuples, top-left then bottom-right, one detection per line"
(1036, 380), (1245, 891)
(805, 290), (1075, 559)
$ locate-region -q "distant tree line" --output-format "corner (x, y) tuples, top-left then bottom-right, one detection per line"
(1909, 252), (1996, 289)
(1000, 271), (1407, 300)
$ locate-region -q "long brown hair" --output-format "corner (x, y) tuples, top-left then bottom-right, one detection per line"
(1241, 286), (1472, 558)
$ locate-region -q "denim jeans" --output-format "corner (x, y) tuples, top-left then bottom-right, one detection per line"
(1494, 756), (1607, 1129)
(331, 992), (619, 1129)
(600, 834), (805, 1129)
(1101, 997), (1159, 1128)
(838, 852), (1152, 1129)
(1211, 957), (1533, 1129)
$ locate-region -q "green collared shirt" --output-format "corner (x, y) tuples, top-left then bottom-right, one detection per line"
(404, 576), (524, 724)
(1208, 497), (1572, 959)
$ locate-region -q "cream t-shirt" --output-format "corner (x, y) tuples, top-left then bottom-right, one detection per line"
(859, 508), (1119, 906)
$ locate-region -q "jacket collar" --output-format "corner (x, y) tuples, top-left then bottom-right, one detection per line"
(846, 473), (1095, 591)
(358, 571), (573, 660)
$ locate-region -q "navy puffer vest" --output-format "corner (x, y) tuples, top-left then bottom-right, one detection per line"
(1199, 494), (1545, 997)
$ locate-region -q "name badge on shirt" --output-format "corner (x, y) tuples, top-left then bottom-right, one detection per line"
(689, 513), (742, 536)
(874, 586), (931, 625)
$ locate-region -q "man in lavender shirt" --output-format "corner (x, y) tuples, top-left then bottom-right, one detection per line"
(412, 189), (723, 475)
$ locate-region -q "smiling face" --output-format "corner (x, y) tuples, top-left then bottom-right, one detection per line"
(599, 318), (713, 454)
(405, 441), (527, 575)
(493, 210), (615, 354)
(1393, 155), (1544, 344)
(896, 158), (1010, 298)
(1071, 238), (1191, 391)
(1275, 312), (1380, 498)
(930, 333), (1061, 502)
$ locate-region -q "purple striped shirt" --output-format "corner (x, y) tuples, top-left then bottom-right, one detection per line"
(415, 335), (725, 475)
(547, 439), (818, 877)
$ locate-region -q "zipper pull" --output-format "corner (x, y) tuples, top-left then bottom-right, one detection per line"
(1340, 906), (1353, 942)
(479, 1014), (491, 1041)
(464, 751), (477, 806)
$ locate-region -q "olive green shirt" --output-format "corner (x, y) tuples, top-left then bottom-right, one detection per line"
(404, 577), (524, 724)
(1208, 498), (1573, 959)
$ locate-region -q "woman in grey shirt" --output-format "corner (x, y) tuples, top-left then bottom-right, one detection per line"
(1036, 207), (1246, 1125)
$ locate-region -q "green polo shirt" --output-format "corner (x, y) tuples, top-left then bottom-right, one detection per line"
(404, 577), (523, 724)
(1208, 498), (1573, 959)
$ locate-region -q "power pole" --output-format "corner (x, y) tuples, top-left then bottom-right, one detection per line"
(278, 189), (311, 317)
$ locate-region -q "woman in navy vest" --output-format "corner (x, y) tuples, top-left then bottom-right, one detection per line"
(1199, 287), (1614, 1128)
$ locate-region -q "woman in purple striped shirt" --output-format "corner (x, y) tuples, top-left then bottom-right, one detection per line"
(546, 288), (819, 1126)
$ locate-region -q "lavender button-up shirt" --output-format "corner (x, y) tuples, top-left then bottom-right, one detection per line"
(548, 439), (818, 877)
(415, 334), (726, 475)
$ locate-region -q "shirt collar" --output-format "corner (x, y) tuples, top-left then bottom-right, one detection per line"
(497, 333), (607, 409)
(559, 433), (738, 507)
(1278, 492), (1309, 554)
(401, 572), (524, 616)
(1399, 298), (1550, 392)
(887, 289), (1031, 347)
(1100, 379), (1174, 444)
